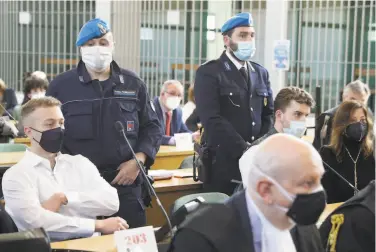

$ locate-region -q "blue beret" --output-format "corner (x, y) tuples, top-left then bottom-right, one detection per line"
(221, 12), (254, 34)
(76, 18), (110, 47)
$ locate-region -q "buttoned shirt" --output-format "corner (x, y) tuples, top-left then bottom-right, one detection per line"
(2, 150), (119, 241)
(225, 50), (247, 71)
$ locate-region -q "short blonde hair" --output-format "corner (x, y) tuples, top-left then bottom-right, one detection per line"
(0, 79), (6, 94)
(21, 97), (61, 124)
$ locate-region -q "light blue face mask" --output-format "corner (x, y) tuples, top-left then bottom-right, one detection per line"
(232, 40), (256, 61)
(283, 121), (307, 138)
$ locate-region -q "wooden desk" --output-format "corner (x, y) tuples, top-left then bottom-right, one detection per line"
(152, 145), (194, 170)
(51, 234), (117, 252)
(147, 170), (202, 226)
(0, 145), (194, 170)
(51, 202), (342, 251)
(0, 152), (25, 166)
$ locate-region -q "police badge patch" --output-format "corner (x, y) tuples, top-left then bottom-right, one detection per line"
(97, 23), (107, 34)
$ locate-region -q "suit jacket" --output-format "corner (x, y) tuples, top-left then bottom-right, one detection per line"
(168, 190), (323, 252)
(153, 97), (190, 145)
(194, 51), (274, 186)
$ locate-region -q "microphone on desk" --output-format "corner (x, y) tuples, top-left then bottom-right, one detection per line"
(322, 160), (359, 193)
(114, 121), (173, 237)
(155, 196), (205, 242)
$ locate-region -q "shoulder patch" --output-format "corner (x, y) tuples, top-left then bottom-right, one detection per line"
(328, 213), (344, 252)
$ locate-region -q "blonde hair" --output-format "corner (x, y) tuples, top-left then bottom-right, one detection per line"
(0, 79), (6, 95)
(21, 97), (61, 124)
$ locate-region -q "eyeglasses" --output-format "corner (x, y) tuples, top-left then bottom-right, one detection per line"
(165, 92), (182, 98)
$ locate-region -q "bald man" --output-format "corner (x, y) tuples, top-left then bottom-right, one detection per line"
(168, 134), (325, 252)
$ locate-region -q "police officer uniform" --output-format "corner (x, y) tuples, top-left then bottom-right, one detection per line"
(194, 13), (273, 195)
(47, 19), (162, 228)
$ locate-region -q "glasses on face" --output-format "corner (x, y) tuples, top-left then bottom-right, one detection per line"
(165, 91), (182, 98)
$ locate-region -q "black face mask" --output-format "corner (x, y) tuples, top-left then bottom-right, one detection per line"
(31, 127), (64, 153)
(344, 121), (368, 142)
(286, 190), (327, 226)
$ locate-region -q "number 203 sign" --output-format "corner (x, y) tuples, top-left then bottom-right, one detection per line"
(114, 226), (158, 252)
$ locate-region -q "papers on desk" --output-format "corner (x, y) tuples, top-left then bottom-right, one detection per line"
(149, 169), (194, 180)
(172, 169), (193, 178)
(114, 226), (158, 252)
(148, 170), (173, 180)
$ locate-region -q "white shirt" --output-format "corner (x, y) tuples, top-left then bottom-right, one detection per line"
(182, 101), (196, 123)
(2, 150), (119, 241)
(226, 50), (247, 71)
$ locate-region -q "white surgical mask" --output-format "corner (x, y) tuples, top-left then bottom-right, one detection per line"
(283, 120), (306, 138)
(30, 92), (46, 99)
(165, 96), (181, 110)
(81, 46), (113, 72)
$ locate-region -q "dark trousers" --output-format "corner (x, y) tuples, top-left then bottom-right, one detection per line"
(113, 184), (146, 228)
(101, 169), (146, 228)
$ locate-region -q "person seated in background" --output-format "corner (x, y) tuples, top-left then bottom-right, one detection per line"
(153, 80), (199, 145)
(314, 80), (371, 150)
(21, 75), (48, 105)
(183, 84), (201, 132)
(320, 180), (375, 252)
(320, 100), (375, 203)
(251, 86), (315, 146)
(182, 84), (196, 123)
(0, 78), (18, 116)
(0, 117), (19, 143)
(2, 97), (128, 241)
(12, 75), (49, 135)
(169, 134), (325, 252)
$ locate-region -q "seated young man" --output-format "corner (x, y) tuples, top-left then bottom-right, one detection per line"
(2, 97), (128, 241)
(251, 86), (315, 146)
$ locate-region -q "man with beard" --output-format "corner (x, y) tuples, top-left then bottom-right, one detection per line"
(194, 12), (274, 195)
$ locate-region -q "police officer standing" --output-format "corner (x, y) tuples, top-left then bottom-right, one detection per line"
(194, 13), (273, 195)
(47, 18), (162, 228)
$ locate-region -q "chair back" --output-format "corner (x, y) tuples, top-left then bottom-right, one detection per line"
(170, 192), (229, 216)
(0, 144), (27, 152)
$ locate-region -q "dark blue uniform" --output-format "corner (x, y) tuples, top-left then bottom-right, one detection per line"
(47, 60), (162, 227)
(194, 51), (273, 195)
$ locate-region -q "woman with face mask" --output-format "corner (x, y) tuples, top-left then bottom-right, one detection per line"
(320, 100), (375, 203)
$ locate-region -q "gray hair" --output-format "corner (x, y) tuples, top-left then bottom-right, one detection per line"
(343, 80), (370, 97)
(161, 80), (184, 93)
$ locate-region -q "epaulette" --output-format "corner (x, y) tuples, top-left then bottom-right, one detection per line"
(201, 59), (216, 66)
(327, 213), (344, 252)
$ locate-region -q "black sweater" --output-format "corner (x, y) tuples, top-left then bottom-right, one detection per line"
(320, 138), (375, 203)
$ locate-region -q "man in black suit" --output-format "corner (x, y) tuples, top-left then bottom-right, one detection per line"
(168, 134), (325, 252)
(194, 12), (273, 195)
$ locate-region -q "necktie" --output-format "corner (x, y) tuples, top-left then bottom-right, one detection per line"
(165, 112), (172, 136)
(239, 67), (248, 84)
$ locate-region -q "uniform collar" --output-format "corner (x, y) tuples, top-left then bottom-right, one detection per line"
(77, 60), (122, 84)
(225, 50), (247, 70)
